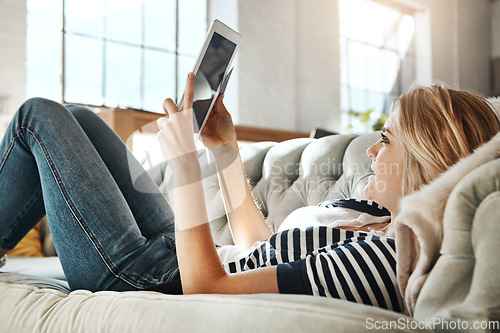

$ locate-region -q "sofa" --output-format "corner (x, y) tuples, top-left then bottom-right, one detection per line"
(1, 130), (499, 332)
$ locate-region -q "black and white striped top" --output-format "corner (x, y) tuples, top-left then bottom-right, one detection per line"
(221, 199), (403, 312)
(148, 199), (403, 311)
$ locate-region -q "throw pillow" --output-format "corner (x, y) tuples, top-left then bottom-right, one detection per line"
(7, 222), (44, 257)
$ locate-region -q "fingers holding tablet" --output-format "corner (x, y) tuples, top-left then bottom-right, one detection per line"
(162, 72), (195, 117)
(183, 72), (195, 111)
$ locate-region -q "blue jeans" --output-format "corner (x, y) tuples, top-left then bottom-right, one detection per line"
(0, 98), (179, 292)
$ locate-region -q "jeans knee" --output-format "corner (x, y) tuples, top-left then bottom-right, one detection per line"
(22, 97), (62, 114)
(18, 98), (75, 131)
(17, 98), (67, 123)
(66, 104), (98, 123)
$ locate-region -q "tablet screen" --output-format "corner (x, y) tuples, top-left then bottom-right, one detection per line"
(192, 32), (236, 133)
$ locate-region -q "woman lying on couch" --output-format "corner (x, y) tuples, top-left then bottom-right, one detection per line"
(0, 74), (498, 313)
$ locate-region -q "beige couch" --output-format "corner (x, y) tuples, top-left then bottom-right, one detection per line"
(1, 131), (499, 332)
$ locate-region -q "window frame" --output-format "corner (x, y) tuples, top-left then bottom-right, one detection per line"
(339, 0), (417, 132)
(57, 0), (209, 112)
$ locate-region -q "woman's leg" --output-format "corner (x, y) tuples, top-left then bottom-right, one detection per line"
(65, 104), (175, 239)
(0, 98), (178, 291)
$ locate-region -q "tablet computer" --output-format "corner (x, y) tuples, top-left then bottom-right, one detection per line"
(178, 19), (242, 134)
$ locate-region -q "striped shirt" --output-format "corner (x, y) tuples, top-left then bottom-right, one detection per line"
(148, 199), (403, 312)
(220, 199), (403, 312)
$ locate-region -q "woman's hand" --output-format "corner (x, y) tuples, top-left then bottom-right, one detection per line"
(200, 95), (238, 150)
(157, 73), (198, 170)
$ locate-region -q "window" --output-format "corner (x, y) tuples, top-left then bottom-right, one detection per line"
(339, 0), (416, 133)
(27, 0), (208, 113)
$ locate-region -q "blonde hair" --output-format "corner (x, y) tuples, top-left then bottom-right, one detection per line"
(393, 84), (500, 194)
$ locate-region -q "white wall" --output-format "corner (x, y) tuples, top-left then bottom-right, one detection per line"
(456, 0), (491, 94)
(492, 0), (500, 58)
(407, 0), (491, 93)
(235, 0), (341, 133)
(237, 0), (300, 131)
(492, 0), (500, 95)
(295, 0), (340, 133)
(0, 0), (26, 118)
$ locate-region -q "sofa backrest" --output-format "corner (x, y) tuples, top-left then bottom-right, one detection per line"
(151, 132), (380, 244)
(242, 132), (379, 233)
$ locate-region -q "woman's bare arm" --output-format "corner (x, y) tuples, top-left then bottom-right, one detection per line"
(172, 166), (278, 294)
(158, 73), (278, 294)
(201, 98), (272, 248)
(211, 144), (273, 248)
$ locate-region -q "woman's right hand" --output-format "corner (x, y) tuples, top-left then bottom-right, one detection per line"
(200, 95), (238, 150)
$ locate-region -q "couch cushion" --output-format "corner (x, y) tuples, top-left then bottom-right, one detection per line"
(0, 280), (422, 333)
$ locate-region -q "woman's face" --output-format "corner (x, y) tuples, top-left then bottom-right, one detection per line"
(363, 111), (405, 215)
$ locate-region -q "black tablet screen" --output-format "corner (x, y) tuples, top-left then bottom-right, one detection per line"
(191, 32), (236, 133)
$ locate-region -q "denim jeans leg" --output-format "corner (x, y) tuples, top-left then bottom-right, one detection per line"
(0, 112), (46, 251)
(0, 98), (177, 291)
(65, 104), (175, 239)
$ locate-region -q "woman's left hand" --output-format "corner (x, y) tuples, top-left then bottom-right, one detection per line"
(157, 73), (198, 169)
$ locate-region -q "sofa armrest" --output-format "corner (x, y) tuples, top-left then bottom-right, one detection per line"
(414, 158), (500, 325)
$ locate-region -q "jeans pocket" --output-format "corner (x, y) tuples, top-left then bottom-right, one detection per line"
(118, 234), (179, 288)
(163, 234), (176, 253)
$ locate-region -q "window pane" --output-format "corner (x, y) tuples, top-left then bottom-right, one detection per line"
(339, 38), (347, 86)
(366, 92), (385, 114)
(144, 0), (176, 50)
(105, 42), (142, 109)
(178, 0), (207, 56)
(349, 88), (366, 113)
(363, 2), (384, 46)
(383, 50), (399, 93)
(347, 41), (366, 90)
(366, 46), (383, 93)
(143, 50), (176, 113)
(27, 27), (62, 101)
(340, 86), (349, 112)
(398, 15), (415, 57)
(27, 0), (62, 30)
(339, 0), (416, 133)
(177, 55), (196, 103)
(349, 89), (369, 134)
(383, 8), (400, 51)
(342, 0), (366, 42)
(106, 0), (142, 44)
(65, 0), (104, 37)
(64, 34), (103, 105)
